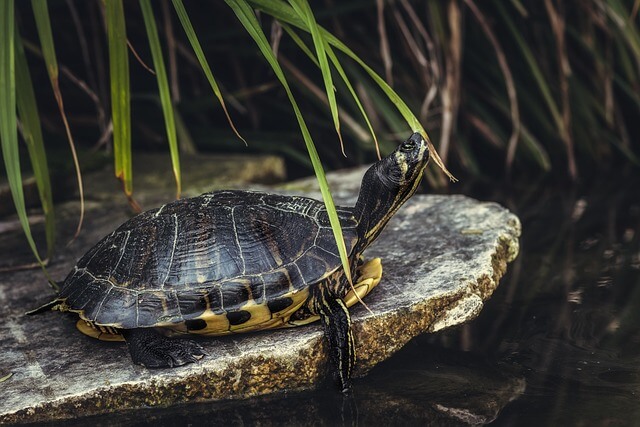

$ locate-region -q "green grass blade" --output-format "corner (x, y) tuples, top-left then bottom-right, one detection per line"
(249, 0), (456, 181)
(171, 0), (246, 146)
(344, 63), (406, 135)
(140, 0), (181, 199)
(31, 0), (86, 236)
(282, 24), (380, 158)
(605, 0), (640, 59)
(509, 0), (529, 16)
(250, 0), (299, 24)
(474, 93), (552, 172)
(15, 33), (55, 259)
(323, 44), (380, 158)
(289, 0), (343, 154)
(494, 2), (564, 135)
(252, 1), (408, 121)
(318, 34), (421, 135)
(30, 0), (57, 79)
(282, 24), (319, 66)
(0, 0), (45, 267)
(614, 38), (639, 90)
(106, 0), (133, 198)
(318, 22), (455, 180)
(225, 0), (356, 286)
(520, 125), (552, 171)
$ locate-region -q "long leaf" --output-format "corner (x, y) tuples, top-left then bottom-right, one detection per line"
(494, 3), (564, 136)
(140, 0), (181, 199)
(15, 33), (55, 259)
(323, 44), (380, 158)
(605, 0), (640, 59)
(31, 0), (85, 237)
(319, 29), (456, 181)
(224, 0), (356, 288)
(106, 0), (134, 199)
(30, 0), (57, 78)
(345, 63), (407, 135)
(249, 0), (456, 181)
(289, 0), (343, 154)
(171, 0), (246, 146)
(0, 0), (44, 267)
(282, 24), (380, 158)
(282, 25), (319, 66)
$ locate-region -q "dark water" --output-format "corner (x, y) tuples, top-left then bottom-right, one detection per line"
(51, 172), (640, 426)
(458, 173), (640, 426)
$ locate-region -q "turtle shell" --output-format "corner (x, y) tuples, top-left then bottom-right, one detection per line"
(58, 191), (358, 333)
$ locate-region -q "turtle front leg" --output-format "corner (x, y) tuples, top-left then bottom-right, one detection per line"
(317, 296), (355, 393)
(122, 328), (207, 368)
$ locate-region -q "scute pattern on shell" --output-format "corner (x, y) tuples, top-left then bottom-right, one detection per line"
(58, 191), (358, 329)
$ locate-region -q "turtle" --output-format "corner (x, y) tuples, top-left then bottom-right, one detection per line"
(29, 132), (430, 392)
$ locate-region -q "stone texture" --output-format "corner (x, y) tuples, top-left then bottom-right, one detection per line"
(0, 165), (520, 423)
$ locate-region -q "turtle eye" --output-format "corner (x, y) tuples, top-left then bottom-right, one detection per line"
(400, 140), (416, 152)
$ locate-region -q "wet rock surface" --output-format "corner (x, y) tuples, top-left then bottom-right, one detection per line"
(0, 163), (520, 424)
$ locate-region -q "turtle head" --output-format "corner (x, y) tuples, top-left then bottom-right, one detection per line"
(379, 132), (429, 188)
(354, 132), (430, 249)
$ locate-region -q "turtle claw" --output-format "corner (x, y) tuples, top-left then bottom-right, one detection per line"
(157, 340), (206, 368)
(123, 328), (207, 369)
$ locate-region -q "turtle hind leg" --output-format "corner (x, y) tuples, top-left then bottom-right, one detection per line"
(343, 257), (383, 309)
(317, 296), (355, 393)
(122, 328), (207, 368)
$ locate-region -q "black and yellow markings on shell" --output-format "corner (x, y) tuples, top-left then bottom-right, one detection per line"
(185, 287), (311, 336)
(72, 258), (382, 340)
(287, 258), (382, 327)
(76, 319), (125, 342)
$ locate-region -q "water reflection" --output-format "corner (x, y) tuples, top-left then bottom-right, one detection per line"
(436, 172), (640, 425)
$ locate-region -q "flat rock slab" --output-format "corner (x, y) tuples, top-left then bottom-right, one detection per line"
(0, 190), (520, 423)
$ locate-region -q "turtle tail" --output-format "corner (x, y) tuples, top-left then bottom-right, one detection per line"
(26, 298), (65, 315)
(26, 279), (64, 315)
